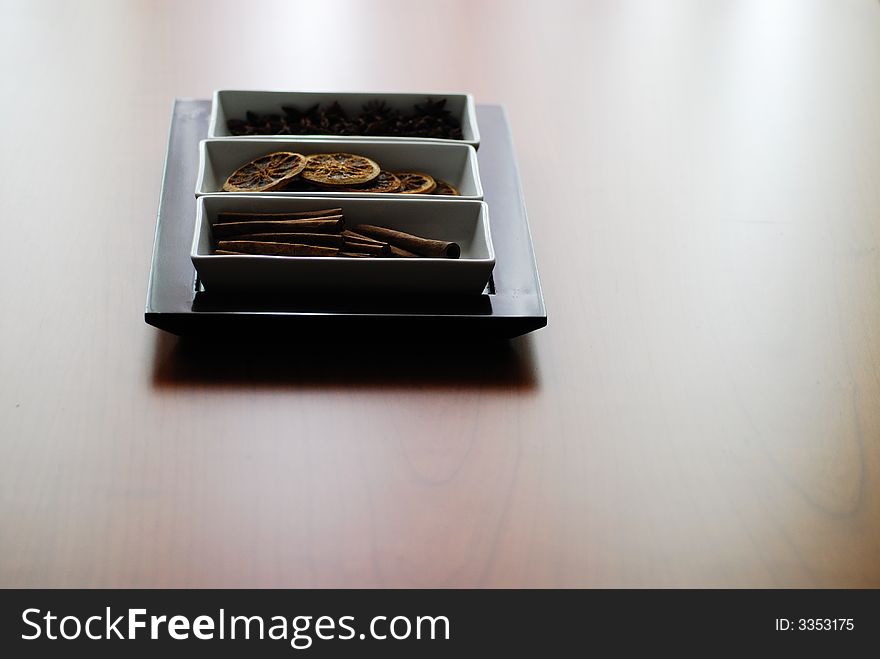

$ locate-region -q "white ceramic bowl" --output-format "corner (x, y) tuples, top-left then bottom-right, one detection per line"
(196, 138), (483, 199)
(208, 89), (479, 148)
(191, 195), (495, 295)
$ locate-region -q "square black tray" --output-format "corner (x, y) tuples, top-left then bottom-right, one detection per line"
(145, 100), (546, 338)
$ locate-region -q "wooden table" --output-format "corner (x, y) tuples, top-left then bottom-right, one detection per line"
(2, 0), (879, 588)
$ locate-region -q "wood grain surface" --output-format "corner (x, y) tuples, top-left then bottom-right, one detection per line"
(1, 0), (879, 587)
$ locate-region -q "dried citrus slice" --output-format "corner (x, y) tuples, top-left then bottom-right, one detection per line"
(222, 152), (307, 192)
(433, 179), (459, 196)
(396, 172), (437, 194)
(316, 170), (401, 193)
(301, 153), (381, 186)
(353, 170), (402, 193)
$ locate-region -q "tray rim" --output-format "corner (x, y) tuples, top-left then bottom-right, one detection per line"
(145, 100), (546, 338)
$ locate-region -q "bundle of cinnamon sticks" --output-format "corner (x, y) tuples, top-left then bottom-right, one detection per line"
(210, 208), (461, 259)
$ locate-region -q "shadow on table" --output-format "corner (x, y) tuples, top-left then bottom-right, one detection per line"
(151, 331), (539, 392)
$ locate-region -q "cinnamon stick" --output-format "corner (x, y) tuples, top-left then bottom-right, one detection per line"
(342, 239), (389, 256)
(215, 208), (342, 223)
(224, 232), (344, 247)
(354, 224), (460, 259)
(216, 241), (339, 257)
(388, 245), (419, 258)
(341, 230), (385, 245)
(212, 216), (344, 238)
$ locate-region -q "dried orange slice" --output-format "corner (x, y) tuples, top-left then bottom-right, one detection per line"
(302, 153), (381, 186)
(222, 152), (307, 192)
(317, 170), (401, 193)
(433, 179), (459, 196)
(396, 172), (437, 194)
(353, 170), (402, 193)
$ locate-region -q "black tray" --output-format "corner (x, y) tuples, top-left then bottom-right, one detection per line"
(144, 100), (546, 338)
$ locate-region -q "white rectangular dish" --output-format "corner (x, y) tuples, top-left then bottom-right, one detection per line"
(208, 90), (479, 148)
(196, 139), (483, 199)
(191, 195), (495, 295)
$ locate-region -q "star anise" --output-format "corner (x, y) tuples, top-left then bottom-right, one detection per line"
(228, 97), (464, 139)
(358, 100), (401, 135)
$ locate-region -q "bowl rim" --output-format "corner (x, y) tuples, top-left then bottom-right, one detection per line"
(190, 194), (496, 265)
(195, 137), (483, 199)
(207, 88), (480, 146)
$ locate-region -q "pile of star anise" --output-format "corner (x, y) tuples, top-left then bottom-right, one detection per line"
(226, 98), (463, 140)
